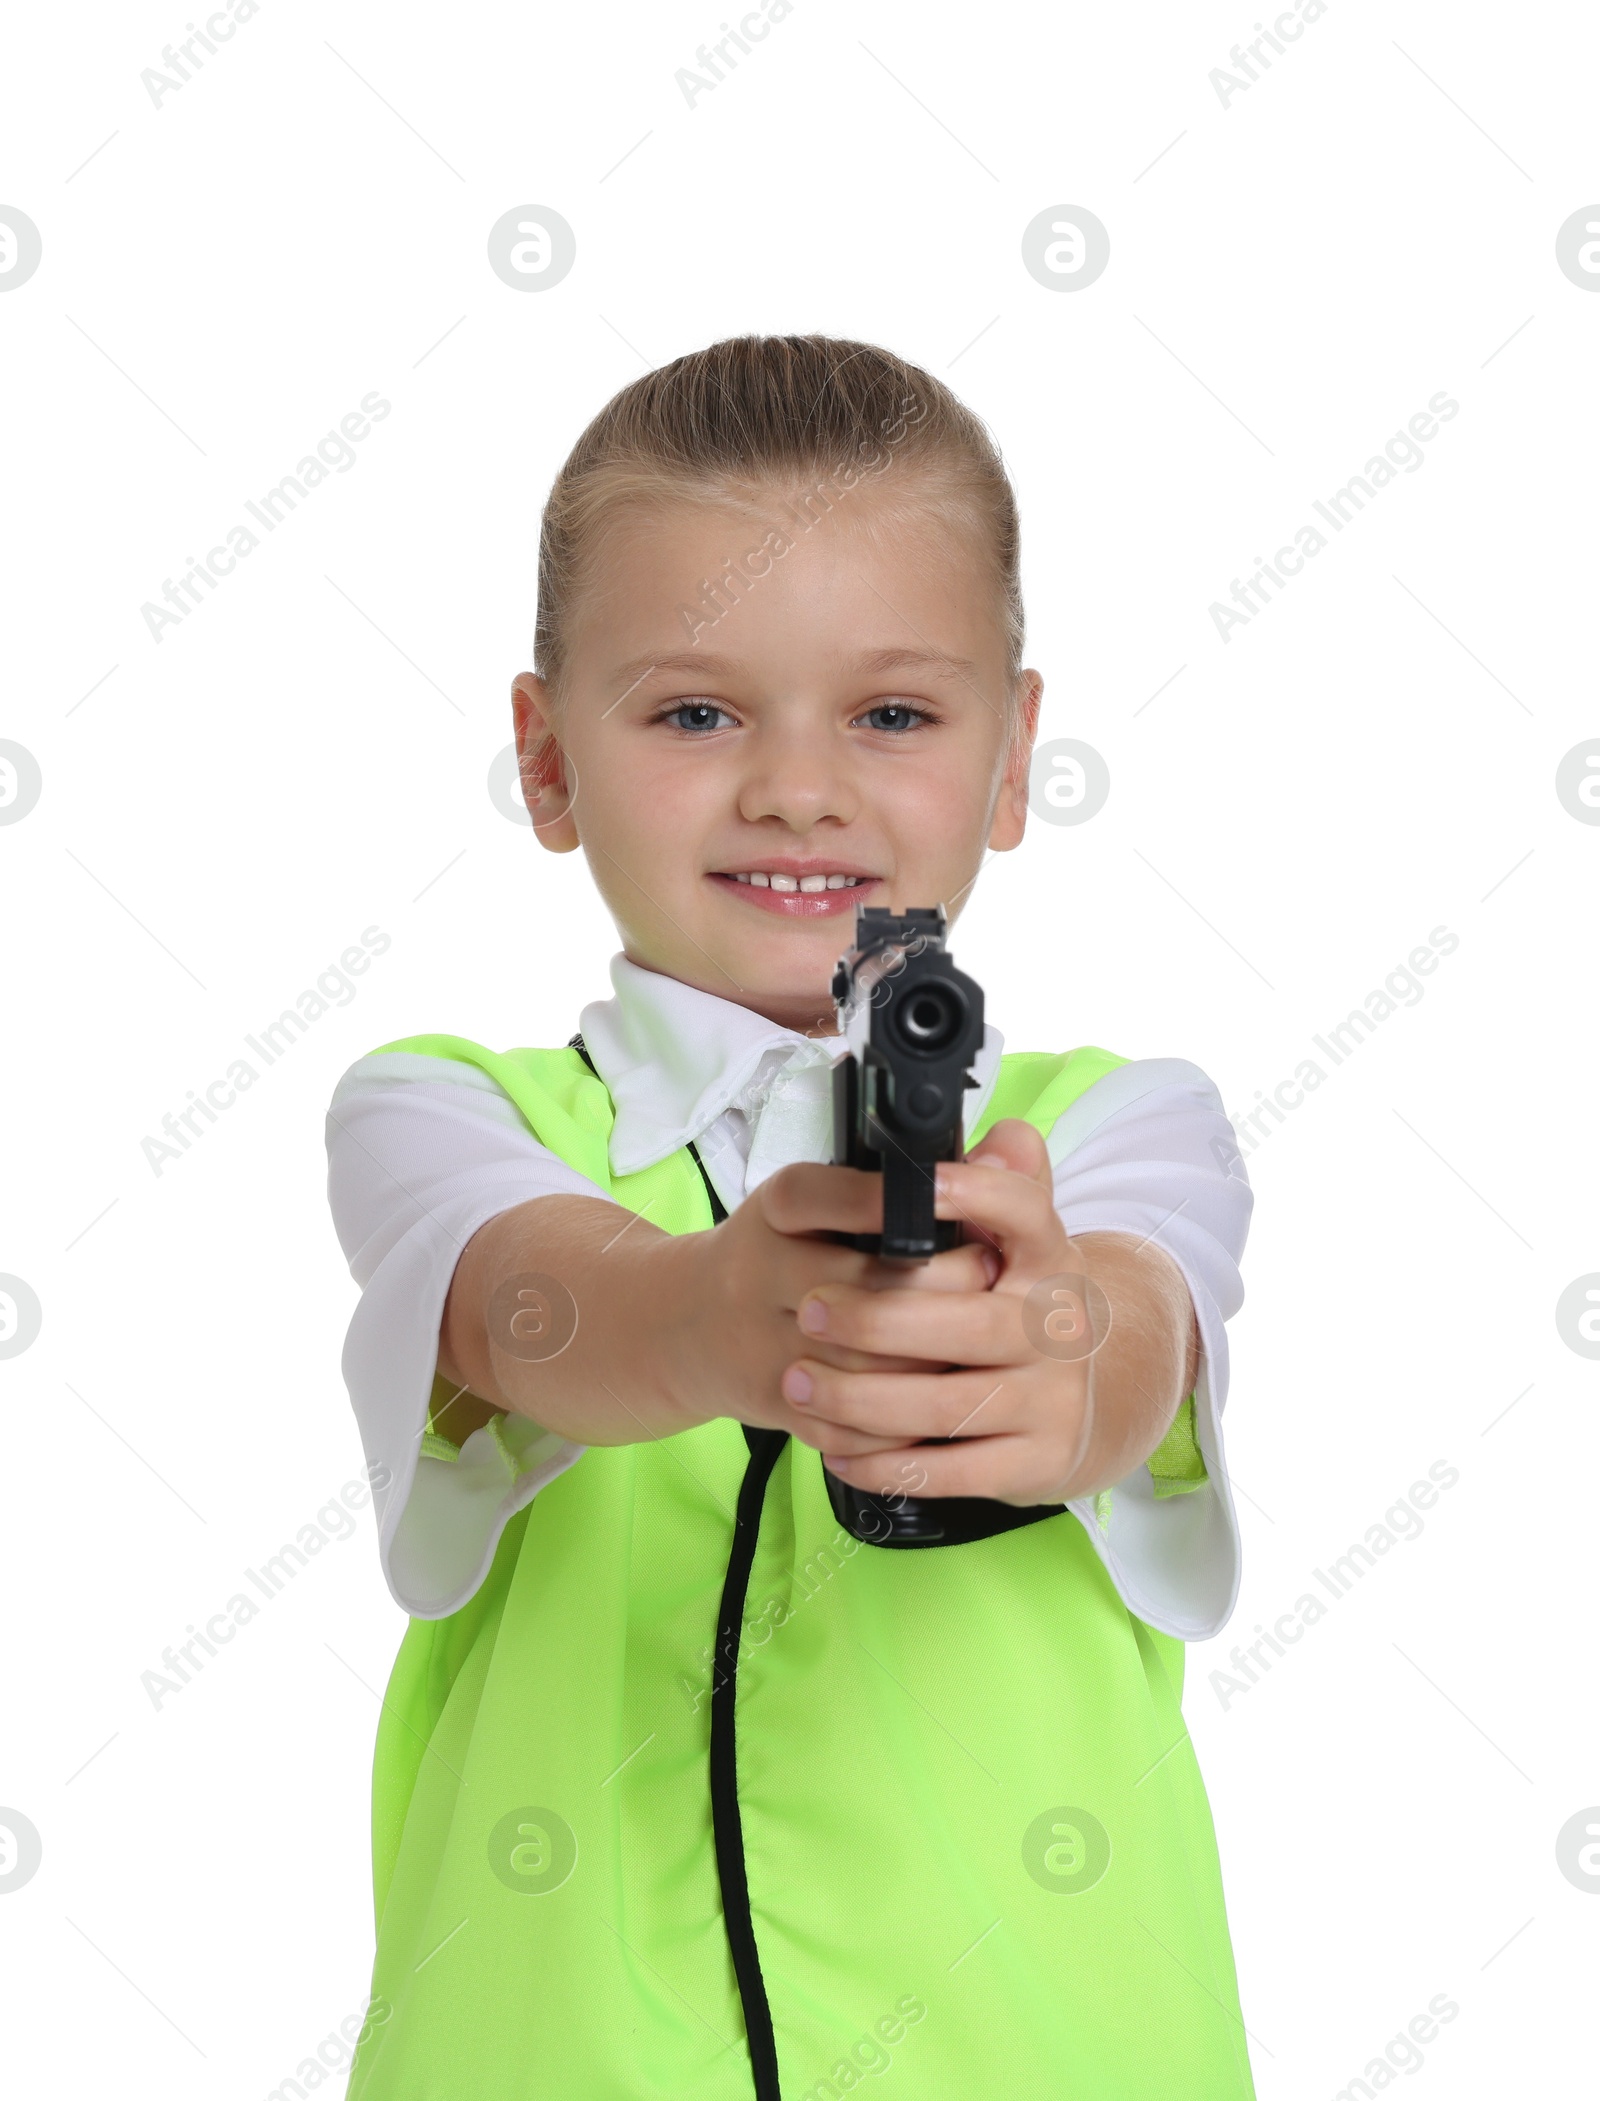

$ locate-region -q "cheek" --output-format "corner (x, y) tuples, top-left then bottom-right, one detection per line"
(879, 738), (1001, 848)
(572, 735), (720, 868)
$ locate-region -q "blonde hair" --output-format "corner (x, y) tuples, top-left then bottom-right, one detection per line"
(533, 334), (1025, 707)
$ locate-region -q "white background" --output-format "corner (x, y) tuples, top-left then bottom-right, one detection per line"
(2, 1), (1596, 2093)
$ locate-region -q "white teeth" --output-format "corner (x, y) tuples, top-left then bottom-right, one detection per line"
(726, 870), (868, 889)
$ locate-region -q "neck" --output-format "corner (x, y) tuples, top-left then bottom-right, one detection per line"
(738, 993), (840, 1038)
(617, 950), (839, 1039)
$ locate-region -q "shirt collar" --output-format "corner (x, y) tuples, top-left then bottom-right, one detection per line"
(577, 952), (1004, 1181)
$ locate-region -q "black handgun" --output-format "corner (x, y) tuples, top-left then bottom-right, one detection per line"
(823, 905), (1071, 1550)
(829, 906), (984, 1264)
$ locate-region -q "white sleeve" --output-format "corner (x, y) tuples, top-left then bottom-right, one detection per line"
(1044, 1059), (1254, 1644)
(325, 1051), (613, 1620)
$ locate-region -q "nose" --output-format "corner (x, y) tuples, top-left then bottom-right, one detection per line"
(736, 713), (862, 832)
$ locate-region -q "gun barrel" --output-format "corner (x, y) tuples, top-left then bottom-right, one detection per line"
(831, 906), (984, 1262)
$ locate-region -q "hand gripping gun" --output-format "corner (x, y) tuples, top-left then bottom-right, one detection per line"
(823, 905), (1067, 1548)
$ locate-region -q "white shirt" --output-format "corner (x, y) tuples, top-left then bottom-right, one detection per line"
(325, 954), (1252, 1639)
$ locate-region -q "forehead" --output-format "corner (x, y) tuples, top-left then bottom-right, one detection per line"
(567, 485), (1007, 678)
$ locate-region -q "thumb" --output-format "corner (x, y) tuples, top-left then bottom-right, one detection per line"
(965, 1116), (1053, 1191)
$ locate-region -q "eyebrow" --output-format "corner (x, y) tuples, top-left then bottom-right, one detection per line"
(853, 646), (983, 680)
(605, 645), (983, 693)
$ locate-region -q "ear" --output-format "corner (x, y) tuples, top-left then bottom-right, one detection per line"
(511, 671), (580, 853)
(987, 669), (1043, 853)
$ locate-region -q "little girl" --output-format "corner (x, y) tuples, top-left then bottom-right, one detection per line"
(326, 334), (1257, 2097)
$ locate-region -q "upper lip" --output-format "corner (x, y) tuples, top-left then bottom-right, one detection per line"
(710, 860), (880, 878)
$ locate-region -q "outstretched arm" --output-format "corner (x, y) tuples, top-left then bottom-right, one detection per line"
(437, 1176), (995, 1452)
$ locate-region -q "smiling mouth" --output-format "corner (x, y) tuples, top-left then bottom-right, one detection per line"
(707, 868), (881, 915)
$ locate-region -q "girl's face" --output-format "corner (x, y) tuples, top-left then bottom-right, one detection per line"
(513, 487), (1042, 1036)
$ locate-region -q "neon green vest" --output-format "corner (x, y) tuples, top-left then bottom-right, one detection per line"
(347, 1038), (1254, 2099)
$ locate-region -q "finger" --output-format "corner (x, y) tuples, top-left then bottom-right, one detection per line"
(744, 1307), (948, 1380)
(764, 1406), (928, 1459)
(769, 1223), (998, 1308)
(809, 1340), (955, 1377)
(757, 1161), (890, 1239)
(856, 1241), (999, 1296)
(795, 1280), (1027, 1368)
(964, 1117), (1054, 1186)
(933, 1153), (1062, 1276)
(781, 1361), (1022, 1444)
(822, 1434), (1059, 1506)
(748, 1307), (951, 1379)
(759, 1159), (1034, 1270)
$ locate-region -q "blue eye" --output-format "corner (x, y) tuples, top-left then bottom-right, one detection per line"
(655, 699), (934, 734)
(661, 702), (734, 733)
(860, 703), (930, 733)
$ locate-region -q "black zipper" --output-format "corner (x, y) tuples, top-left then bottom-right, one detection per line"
(570, 1035), (785, 2097)
(708, 1418), (789, 2098)
(686, 1135), (788, 2099)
